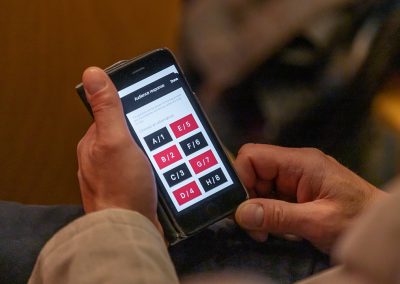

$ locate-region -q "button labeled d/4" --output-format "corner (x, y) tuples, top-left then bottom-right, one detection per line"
(173, 181), (202, 205)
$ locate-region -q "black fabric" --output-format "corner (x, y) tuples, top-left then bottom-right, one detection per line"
(0, 201), (84, 284)
(0, 202), (330, 284)
(170, 219), (330, 283)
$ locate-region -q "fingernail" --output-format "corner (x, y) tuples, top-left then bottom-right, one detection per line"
(84, 68), (107, 95)
(238, 203), (264, 229)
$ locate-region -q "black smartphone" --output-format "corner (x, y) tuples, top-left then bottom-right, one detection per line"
(76, 49), (248, 243)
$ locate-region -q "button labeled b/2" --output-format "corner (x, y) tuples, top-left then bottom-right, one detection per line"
(163, 163), (192, 187)
(153, 145), (182, 169)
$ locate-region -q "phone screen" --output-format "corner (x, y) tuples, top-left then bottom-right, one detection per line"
(80, 49), (247, 234)
(118, 64), (235, 212)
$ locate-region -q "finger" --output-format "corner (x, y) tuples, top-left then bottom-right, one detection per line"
(247, 230), (269, 243)
(235, 198), (315, 240)
(236, 144), (328, 202)
(82, 67), (128, 139)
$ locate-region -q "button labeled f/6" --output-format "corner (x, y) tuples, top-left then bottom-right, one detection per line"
(179, 132), (208, 156)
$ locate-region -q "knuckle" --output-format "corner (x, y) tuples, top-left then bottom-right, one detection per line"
(301, 147), (325, 158)
(90, 91), (118, 114)
(77, 138), (85, 155)
(300, 147), (332, 164)
(92, 134), (132, 156)
(238, 143), (258, 156)
(77, 169), (83, 181)
(268, 203), (286, 232)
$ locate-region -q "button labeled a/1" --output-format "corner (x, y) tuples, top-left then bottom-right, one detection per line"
(144, 127), (172, 151)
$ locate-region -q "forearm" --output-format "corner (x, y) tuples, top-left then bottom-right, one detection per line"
(29, 209), (179, 284)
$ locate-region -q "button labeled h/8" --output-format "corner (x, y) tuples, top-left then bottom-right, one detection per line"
(170, 114), (198, 138)
(199, 168), (227, 192)
(153, 145), (182, 169)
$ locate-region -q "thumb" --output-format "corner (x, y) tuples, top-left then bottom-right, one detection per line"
(235, 198), (311, 240)
(82, 67), (128, 138)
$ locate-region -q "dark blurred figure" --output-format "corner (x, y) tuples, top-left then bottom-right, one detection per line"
(180, 0), (400, 176)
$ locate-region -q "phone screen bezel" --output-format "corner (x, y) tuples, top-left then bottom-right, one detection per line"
(107, 49), (248, 235)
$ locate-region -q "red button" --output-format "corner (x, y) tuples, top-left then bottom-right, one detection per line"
(170, 114), (198, 138)
(173, 181), (202, 205)
(153, 145), (182, 169)
(189, 150), (218, 174)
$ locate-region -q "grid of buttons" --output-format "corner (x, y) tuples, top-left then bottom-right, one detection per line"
(144, 114), (228, 207)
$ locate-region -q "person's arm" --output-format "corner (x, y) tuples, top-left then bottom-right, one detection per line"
(29, 67), (178, 284)
(29, 209), (178, 284)
(234, 143), (387, 253)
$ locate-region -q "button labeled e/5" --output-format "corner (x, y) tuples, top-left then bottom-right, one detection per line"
(143, 127), (172, 151)
(153, 145), (182, 169)
(163, 163), (192, 187)
(170, 114), (198, 138)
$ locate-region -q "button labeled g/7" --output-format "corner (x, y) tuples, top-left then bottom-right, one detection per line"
(189, 149), (217, 174)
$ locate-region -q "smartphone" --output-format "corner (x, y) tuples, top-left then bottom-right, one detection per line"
(76, 49), (248, 243)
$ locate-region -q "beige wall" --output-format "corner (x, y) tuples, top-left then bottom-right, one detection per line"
(0, 1), (181, 204)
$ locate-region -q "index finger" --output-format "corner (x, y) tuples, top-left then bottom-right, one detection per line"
(235, 144), (328, 202)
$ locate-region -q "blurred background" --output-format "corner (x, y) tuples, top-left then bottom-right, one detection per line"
(0, 0), (399, 205)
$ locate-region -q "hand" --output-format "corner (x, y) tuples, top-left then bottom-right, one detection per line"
(77, 67), (161, 234)
(234, 144), (386, 253)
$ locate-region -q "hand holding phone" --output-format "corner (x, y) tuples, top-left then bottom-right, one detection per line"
(77, 67), (161, 233)
(77, 49), (248, 244)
